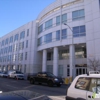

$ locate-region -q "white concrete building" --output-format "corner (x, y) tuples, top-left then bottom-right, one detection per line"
(0, 0), (100, 78)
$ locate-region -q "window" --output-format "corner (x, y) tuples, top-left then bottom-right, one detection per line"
(56, 30), (60, 40)
(73, 25), (86, 37)
(72, 9), (85, 21)
(58, 65), (63, 77)
(8, 45), (12, 52)
(47, 52), (53, 60)
(44, 33), (52, 43)
(75, 45), (87, 58)
(75, 77), (90, 90)
(20, 31), (25, 39)
(38, 37), (42, 46)
(62, 13), (67, 23)
(38, 24), (43, 34)
(14, 34), (19, 41)
(27, 29), (29, 36)
(26, 40), (28, 48)
(67, 65), (70, 76)
(5, 38), (9, 45)
(45, 19), (52, 30)
(9, 36), (13, 43)
(46, 65), (53, 73)
(13, 44), (18, 52)
(56, 16), (60, 25)
(1, 40), (4, 46)
(13, 54), (17, 61)
(18, 53), (23, 61)
(89, 78), (100, 94)
(25, 52), (27, 60)
(59, 50), (69, 59)
(19, 42), (24, 50)
(62, 29), (67, 39)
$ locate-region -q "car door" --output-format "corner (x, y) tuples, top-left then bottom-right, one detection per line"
(41, 73), (48, 83)
(86, 78), (100, 100)
(35, 73), (42, 83)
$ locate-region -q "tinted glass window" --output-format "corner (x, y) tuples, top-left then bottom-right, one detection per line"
(72, 9), (85, 20)
(73, 25), (86, 37)
(45, 19), (52, 30)
(62, 29), (67, 39)
(56, 30), (60, 40)
(56, 16), (60, 25)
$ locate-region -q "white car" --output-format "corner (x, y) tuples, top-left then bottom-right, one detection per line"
(0, 72), (8, 77)
(66, 71), (100, 100)
(8, 70), (24, 80)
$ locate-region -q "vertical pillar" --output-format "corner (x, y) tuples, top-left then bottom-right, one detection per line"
(42, 49), (47, 72)
(53, 47), (58, 76)
(70, 44), (75, 78)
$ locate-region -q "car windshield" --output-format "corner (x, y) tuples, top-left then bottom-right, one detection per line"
(47, 73), (55, 77)
(16, 71), (23, 74)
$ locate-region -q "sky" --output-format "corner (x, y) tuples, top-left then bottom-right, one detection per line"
(0, 0), (55, 37)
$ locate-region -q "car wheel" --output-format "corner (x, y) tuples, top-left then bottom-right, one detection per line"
(30, 79), (35, 84)
(57, 84), (61, 87)
(48, 81), (53, 87)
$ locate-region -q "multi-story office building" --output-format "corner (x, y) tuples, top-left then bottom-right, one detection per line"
(0, 0), (100, 78)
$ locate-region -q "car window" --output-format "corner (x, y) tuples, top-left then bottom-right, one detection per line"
(75, 77), (90, 90)
(41, 74), (47, 77)
(16, 71), (23, 74)
(37, 74), (42, 77)
(89, 78), (100, 94)
(47, 73), (55, 77)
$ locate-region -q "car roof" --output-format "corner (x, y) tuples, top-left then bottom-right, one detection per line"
(77, 74), (100, 78)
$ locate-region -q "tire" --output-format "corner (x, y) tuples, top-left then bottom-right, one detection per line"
(30, 79), (35, 84)
(57, 84), (61, 87)
(48, 81), (53, 87)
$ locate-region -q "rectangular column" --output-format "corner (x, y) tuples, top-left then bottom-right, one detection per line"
(53, 47), (58, 76)
(42, 49), (47, 72)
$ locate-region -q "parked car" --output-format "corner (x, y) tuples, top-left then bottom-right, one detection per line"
(27, 73), (36, 80)
(8, 70), (24, 80)
(29, 72), (63, 87)
(66, 71), (100, 100)
(0, 72), (8, 77)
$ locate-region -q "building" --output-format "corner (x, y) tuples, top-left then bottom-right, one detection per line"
(0, 0), (100, 78)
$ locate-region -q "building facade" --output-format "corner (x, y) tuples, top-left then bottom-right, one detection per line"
(0, 0), (100, 78)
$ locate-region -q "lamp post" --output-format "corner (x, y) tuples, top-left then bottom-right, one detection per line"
(64, 23), (76, 79)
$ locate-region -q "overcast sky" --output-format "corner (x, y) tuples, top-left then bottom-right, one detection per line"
(0, 0), (55, 37)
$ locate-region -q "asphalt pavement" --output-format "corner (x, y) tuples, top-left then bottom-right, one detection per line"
(0, 77), (69, 100)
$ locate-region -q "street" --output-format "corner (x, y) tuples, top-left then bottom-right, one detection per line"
(0, 77), (68, 100)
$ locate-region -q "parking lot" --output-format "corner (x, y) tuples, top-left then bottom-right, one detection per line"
(0, 77), (68, 100)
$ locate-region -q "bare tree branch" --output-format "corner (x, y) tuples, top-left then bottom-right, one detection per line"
(88, 58), (100, 71)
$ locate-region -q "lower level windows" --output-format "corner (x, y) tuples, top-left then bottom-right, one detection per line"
(58, 65), (63, 77)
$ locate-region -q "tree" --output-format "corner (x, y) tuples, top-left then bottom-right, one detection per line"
(88, 58), (100, 71)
